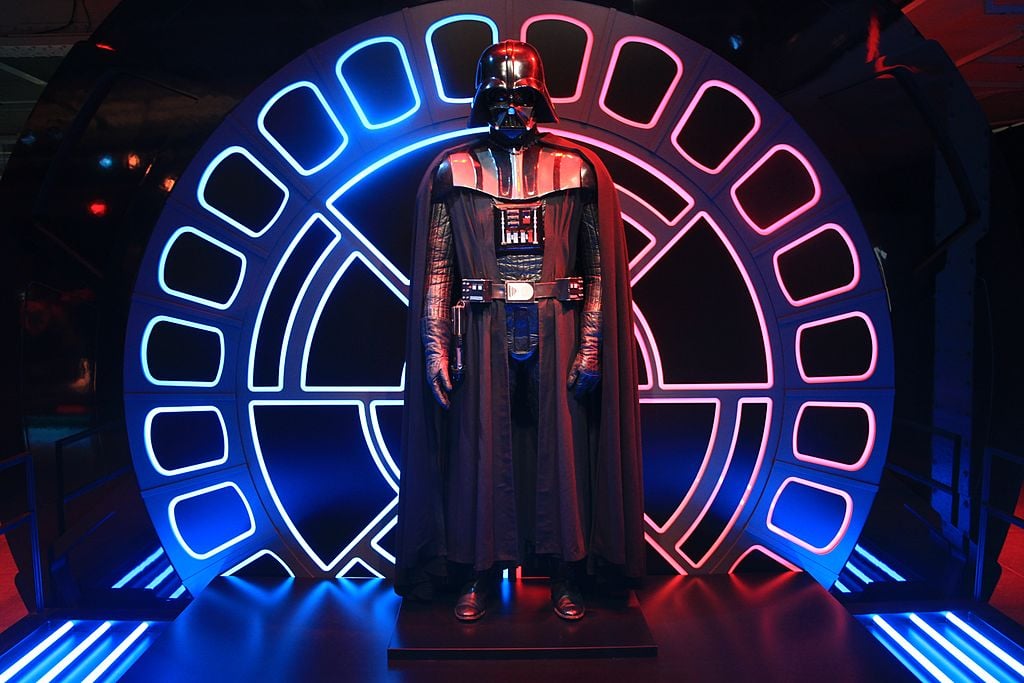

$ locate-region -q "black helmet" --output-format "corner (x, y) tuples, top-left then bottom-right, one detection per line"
(468, 40), (558, 128)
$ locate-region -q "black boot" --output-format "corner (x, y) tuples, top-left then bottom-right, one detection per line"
(455, 569), (497, 621)
(551, 562), (586, 620)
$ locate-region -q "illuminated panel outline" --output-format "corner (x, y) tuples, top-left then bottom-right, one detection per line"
(795, 311), (878, 384)
(675, 398), (773, 568)
(631, 212), (774, 390)
(772, 224), (861, 307)
(167, 481), (257, 560)
(870, 615), (955, 683)
(766, 476), (853, 555)
(257, 81), (350, 176)
(633, 319), (654, 391)
(158, 226), (247, 310)
(0, 620), (75, 683)
(645, 531), (688, 575)
(144, 406), (229, 476)
(520, 14), (594, 103)
(248, 399), (399, 571)
(369, 399), (402, 481)
(729, 544), (801, 573)
(197, 146), (290, 238)
(792, 401), (876, 472)
(222, 549), (295, 577)
(301, 251), (408, 392)
(337, 557), (385, 579)
(336, 36), (421, 130)
(425, 14), (498, 104)
(541, 127), (695, 226)
(623, 213), (656, 269)
(248, 213), (341, 392)
(670, 80), (762, 175)
(640, 398), (721, 534)
(141, 315), (225, 388)
(371, 515), (397, 564)
(730, 144), (822, 236)
(945, 611), (1024, 677)
(112, 548), (164, 589)
(597, 36), (683, 130)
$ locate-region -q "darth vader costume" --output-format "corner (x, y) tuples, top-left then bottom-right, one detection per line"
(394, 41), (644, 620)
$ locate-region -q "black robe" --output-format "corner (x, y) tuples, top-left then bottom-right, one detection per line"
(394, 133), (643, 597)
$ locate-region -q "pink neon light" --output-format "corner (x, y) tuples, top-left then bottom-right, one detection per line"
(630, 212), (774, 390)
(730, 144), (822, 236)
(539, 127), (694, 226)
(670, 80), (762, 175)
(645, 531), (689, 575)
(795, 311), (878, 384)
(674, 398), (772, 568)
(520, 15), (593, 104)
(792, 401), (876, 472)
(633, 317), (654, 391)
(773, 224), (861, 307)
(729, 544), (802, 574)
(622, 213), (656, 270)
(597, 36), (683, 130)
(765, 477), (853, 555)
(641, 399), (721, 535)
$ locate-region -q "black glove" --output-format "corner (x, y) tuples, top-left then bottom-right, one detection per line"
(567, 310), (601, 397)
(421, 317), (453, 409)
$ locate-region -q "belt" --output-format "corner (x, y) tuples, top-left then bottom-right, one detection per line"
(461, 277), (584, 303)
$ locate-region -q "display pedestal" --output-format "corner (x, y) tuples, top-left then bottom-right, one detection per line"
(388, 579), (657, 660)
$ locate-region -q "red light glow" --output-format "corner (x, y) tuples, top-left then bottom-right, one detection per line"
(88, 201), (108, 217)
(95, 42), (116, 52)
(126, 153), (142, 170)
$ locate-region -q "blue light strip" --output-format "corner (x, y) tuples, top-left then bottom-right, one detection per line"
(336, 36), (421, 130)
(870, 615), (954, 683)
(854, 544), (906, 581)
(145, 565), (175, 591)
(144, 406), (229, 477)
(222, 549), (295, 577)
(424, 15), (498, 104)
(169, 585), (188, 600)
(167, 481), (257, 560)
(832, 579), (851, 594)
(945, 612), (1024, 677)
(845, 561), (873, 586)
(0, 620), (75, 683)
(80, 622), (150, 683)
(157, 226), (247, 310)
(140, 315), (225, 388)
(909, 614), (1000, 683)
(257, 81), (349, 175)
(112, 548), (165, 589)
(37, 621), (112, 683)
(196, 146), (290, 237)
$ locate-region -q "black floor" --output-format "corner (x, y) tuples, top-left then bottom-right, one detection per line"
(122, 573), (916, 682)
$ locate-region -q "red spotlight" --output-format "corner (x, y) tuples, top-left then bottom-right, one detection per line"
(95, 42), (116, 52)
(88, 201), (108, 217)
(126, 152), (141, 170)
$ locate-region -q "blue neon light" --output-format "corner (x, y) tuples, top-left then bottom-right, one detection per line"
(37, 621), (112, 683)
(257, 81), (350, 175)
(112, 548), (165, 589)
(909, 614), (1000, 683)
(167, 481), (257, 560)
(249, 399), (397, 571)
(222, 549), (295, 577)
(425, 15), (498, 104)
(369, 399), (402, 481)
(196, 146), (290, 237)
(158, 226), (247, 309)
(855, 544), (906, 581)
(845, 561), (873, 586)
(144, 565), (175, 591)
(0, 621), (75, 683)
(144, 406), (229, 476)
(80, 622), (150, 683)
(945, 612), (1024, 677)
(248, 213), (341, 392)
(871, 615), (954, 683)
(336, 36), (421, 130)
(140, 315), (225, 388)
(169, 585), (188, 600)
(300, 252), (407, 392)
(336, 557), (385, 579)
(832, 579), (850, 593)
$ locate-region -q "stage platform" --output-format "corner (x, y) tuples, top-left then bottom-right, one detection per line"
(121, 573), (915, 682)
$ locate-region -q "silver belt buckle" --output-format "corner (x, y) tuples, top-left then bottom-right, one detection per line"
(505, 281), (535, 302)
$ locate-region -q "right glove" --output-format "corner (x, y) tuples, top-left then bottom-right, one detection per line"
(421, 317), (453, 409)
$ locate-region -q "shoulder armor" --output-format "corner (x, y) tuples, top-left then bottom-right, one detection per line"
(431, 157), (454, 200)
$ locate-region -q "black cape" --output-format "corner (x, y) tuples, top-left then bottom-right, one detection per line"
(394, 133), (644, 597)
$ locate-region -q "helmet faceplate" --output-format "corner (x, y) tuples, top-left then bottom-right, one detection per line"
(468, 40), (559, 129)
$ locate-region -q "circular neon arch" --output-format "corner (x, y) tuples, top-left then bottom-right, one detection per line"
(123, 0), (894, 592)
